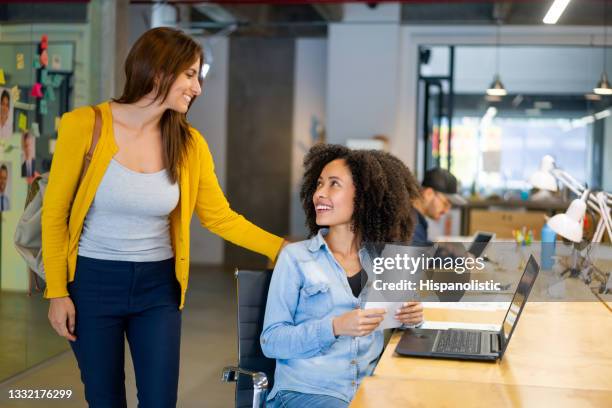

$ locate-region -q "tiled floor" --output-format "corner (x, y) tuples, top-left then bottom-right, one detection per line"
(0, 265), (240, 407)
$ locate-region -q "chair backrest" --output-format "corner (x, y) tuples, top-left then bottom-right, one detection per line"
(235, 269), (276, 408)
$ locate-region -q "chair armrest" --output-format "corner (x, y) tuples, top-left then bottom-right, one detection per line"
(222, 366), (269, 390)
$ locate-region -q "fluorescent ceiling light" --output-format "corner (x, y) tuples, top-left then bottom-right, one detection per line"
(534, 101), (552, 109)
(525, 108), (542, 116)
(582, 115), (595, 124)
(543, 0), (571, 24)
(594, 109), (611, 120)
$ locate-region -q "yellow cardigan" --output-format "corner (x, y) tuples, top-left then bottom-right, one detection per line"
(42, 102), (283, 308)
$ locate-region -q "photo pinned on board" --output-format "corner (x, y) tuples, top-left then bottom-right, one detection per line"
(0, 87), (14, 140)
(21, 131), (38, 182)
(0, 161), (12, 212)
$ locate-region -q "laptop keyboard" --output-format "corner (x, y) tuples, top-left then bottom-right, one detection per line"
(433, 330), (481, 354)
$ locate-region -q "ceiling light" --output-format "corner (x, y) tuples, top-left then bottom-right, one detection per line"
(593, 1), (611, 95)
(582, 115), (595, 124)
(487, 75), (507, 96)
(594, 72), (612, 95)
(543, 0), (571, 25)
(594, 109), (611, 120)
(486, 21), (507, 97)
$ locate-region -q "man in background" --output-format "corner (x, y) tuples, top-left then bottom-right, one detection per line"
(412, 168), (465, 245)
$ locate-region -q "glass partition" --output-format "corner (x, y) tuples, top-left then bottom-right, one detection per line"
(0, 36), (74, 381)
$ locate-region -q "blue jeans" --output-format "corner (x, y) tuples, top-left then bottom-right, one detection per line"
(68, 256), (181, 408)
(268, 390), (348, 408)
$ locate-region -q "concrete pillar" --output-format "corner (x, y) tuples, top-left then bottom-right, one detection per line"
(89, 0), (130, 102)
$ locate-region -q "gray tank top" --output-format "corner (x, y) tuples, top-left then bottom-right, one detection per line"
(78, 159), (179, 262)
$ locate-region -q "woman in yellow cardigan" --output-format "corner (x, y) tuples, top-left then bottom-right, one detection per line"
(43, 27), (284, 408)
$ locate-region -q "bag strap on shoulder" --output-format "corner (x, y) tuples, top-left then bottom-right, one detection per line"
(78, 105), (102, 184)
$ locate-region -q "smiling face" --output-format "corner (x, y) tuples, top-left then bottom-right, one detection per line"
(313, 159), (355, 228)
(1, 94), (9, 125)
(22, 133), (35, 160)
(163, 58), (202, 114)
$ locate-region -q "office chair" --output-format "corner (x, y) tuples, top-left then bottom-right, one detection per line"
(222, 269), (276, 408)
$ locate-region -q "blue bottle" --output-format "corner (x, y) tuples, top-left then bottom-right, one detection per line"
(541, 223), (556, 270)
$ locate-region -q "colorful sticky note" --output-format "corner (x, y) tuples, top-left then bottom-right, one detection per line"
(33, 59), (41, 69)
(31, 122), (40, 137)
(18, 112), (27, 131)
(40, 99), (48, 115)
(10, 86), (20, 102)
(0, 69), (5, 85)
(41, 69), (49, 85)
(45, 86), (55, 102)
(54, 116), (60, 131)
(31, 83), (43, 98)
(16, 53), (24, 70)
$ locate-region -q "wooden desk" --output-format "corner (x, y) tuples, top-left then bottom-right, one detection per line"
(351, 300), (612, 406)
(352, 377), (612, 408)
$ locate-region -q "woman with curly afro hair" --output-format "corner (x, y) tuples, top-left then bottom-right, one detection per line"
(261, 144), (424, 408)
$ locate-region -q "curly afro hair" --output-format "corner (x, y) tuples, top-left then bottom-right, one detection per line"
(299, 143), (420, 244)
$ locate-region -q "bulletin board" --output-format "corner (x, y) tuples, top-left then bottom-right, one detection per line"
(0, 38), (74, 290)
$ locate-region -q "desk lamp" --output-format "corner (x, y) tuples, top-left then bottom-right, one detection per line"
(529, 155), (557, 195)
(546, 190), (612, 293)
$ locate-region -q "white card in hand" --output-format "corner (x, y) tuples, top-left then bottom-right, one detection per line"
(363, 301), (405, 330)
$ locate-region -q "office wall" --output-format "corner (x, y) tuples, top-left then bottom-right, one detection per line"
(187, 37), (229, 265)
(290, 38), (327, 238)
(326, 22), (404, 157)
(224, 38), (293, 268)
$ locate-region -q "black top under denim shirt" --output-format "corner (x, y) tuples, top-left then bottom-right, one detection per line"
(347, 269), (368, 298)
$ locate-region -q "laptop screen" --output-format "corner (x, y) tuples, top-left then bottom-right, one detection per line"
(467, 232), (494, 257)
(500, 256), (540, 354)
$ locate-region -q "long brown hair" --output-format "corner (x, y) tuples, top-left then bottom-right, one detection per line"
(114, 27), (204, 183)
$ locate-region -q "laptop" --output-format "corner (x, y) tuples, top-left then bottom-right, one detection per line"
(396, 255), (540, 361)
(466, 231), (495, 258)
(425, 231), (496, 302)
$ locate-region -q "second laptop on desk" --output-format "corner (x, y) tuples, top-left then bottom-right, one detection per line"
(395, 255), (540, 361)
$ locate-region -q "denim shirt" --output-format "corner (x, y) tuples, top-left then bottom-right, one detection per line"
(261, 229), (384, 403)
